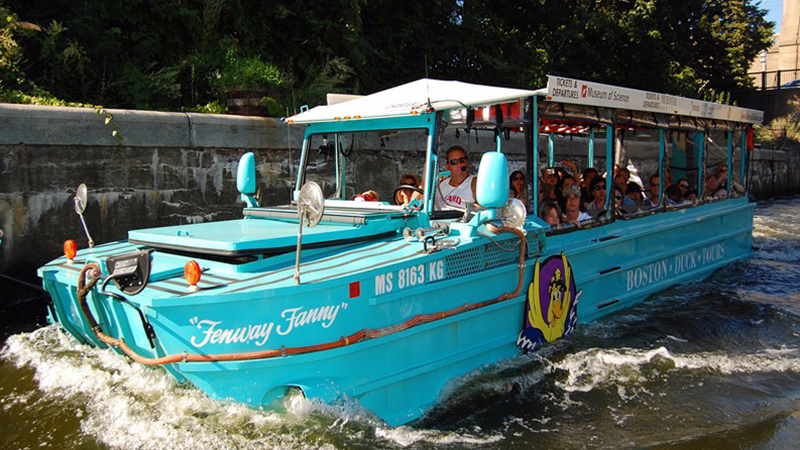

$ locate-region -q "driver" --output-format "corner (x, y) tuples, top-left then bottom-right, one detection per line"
(434, 146), (477, 210)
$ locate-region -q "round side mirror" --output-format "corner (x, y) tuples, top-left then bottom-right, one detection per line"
(297, 182), (324, 227)
(74, 183), (88, 214)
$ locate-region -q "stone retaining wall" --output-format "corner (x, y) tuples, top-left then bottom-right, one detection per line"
(0, 103), (797, 272)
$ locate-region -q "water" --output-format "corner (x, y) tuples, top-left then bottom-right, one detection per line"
(2, 197), (800, 450)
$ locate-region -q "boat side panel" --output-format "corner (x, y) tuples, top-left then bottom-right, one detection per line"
(173, 296), (526, 426)
(548, 200), (754, 322)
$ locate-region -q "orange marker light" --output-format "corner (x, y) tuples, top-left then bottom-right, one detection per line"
(64, 239), (77, 262)
(184, 260), (201, 292)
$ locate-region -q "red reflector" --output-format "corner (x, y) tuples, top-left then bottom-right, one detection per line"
(349, 281), (360, 299)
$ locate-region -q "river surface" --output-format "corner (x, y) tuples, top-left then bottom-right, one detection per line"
(2, 197), (800, 450)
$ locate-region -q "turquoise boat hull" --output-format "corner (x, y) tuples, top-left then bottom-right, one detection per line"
(39, 197), (753, 425)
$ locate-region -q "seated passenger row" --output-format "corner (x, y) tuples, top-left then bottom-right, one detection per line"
(536, 161), (743, 227)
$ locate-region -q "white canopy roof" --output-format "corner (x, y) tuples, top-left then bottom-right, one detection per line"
(286, 78), (538, 124)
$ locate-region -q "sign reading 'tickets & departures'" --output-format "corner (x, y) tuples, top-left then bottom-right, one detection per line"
(546, 75), (763, 124)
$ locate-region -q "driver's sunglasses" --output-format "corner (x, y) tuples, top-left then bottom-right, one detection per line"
(615, 195), (623, 200)
(448, 157), (468, 165)
(593, 184), (606, 191)
(679, 183), (689, 189)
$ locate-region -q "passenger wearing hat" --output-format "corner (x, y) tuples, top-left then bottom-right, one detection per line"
(562, 185), (591, 224)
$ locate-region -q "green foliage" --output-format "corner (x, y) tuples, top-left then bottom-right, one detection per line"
(210, 48), (283, 95)
(182, 100), (227, 115)
(755, 97), (800, 148)
(0, 0), (776, 113)
(119, 63), (182, 109)
(0, 84), (90, 107)
(0, 2), (25, 89)
(94, 106), (124, 146)
(292, 57), (354, 111)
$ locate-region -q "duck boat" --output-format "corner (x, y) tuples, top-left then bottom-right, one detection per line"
(38, 76), (762, 425)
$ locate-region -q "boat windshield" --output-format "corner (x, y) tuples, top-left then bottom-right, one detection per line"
(301, 129), (429, 207)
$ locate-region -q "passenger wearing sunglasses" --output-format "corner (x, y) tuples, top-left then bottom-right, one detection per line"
(645, 173), (661, 207)
(612, 185), (625, 214)
(509, 170), (529, 208)
(434, 146), (477, 210)
(541, 167), (560, 203)
(584, 176), (607, 217)
(675, 178), (690, 197)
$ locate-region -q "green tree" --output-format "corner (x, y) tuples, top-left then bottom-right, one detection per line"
(1, 0), (775, 111)
(0, 2), (25, 90)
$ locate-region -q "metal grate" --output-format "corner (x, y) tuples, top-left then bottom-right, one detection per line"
(484, 238), (519, 270)
(445, 236), (522, 280)
(445, 246), (483, 279)
(526, 231), (543, 258)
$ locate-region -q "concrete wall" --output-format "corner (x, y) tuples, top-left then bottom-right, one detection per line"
(0, 103), (798, 273)
(0, 104), (304, 272)
(750, 147), (800, 199)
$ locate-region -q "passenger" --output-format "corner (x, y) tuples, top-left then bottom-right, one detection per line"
(434, 146), (477, 210)
(665, 184), (683, 205)
(542, 167), (560, 203)
(557, 174), (576, 213)
(714, 165), (745, 195)
(540, 202), (562, 227)
(703, 170), (726, 199)
(645, 173), (660, 207)
(584, 176), (607, 216)
(675, 178), (690, 199)
(557, 174), (575, 199)
(353, 190), (379, 202)
(581, 167), (598, 189)
(623, 182), (643, 206)
(612, 185), (625, 214)
(509, 170), (529, 208)
(580, 167), (599, 204)
(613, 166), (630, 192)
(396, 173), (423, 207)
(562, 185), (591, 224)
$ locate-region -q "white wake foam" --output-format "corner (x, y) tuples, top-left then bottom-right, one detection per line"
(1, 326), (505, 449)
(554, 346), (800, 395)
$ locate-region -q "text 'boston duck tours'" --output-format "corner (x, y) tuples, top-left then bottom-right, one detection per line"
(39, 76), (762, 425)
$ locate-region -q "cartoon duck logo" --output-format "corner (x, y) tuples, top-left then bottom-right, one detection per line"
(517, 252), (581, 352)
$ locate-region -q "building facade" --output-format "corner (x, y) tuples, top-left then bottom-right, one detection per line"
(750, 0), (800, 88)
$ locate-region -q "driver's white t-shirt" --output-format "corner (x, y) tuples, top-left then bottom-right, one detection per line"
(434, 175), (476, 209)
